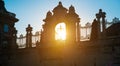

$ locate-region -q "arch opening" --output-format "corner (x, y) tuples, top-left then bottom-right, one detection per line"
(55, 22), (66, 40)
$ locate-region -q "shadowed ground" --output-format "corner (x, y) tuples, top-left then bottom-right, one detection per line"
(4, 40), (119, 66)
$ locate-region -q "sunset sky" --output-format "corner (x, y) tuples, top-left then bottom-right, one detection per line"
(4, 0), (120, 36)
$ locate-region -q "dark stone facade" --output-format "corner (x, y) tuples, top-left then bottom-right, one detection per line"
(40, 2), (80, 45)
(106, 23), (120, 36)
(90, 9), (106, 40)
(0, 0), (19, 65)
(0, 0), (19, 49)
(90, 19), (99, 41)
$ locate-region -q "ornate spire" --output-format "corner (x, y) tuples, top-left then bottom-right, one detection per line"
(26, 24), (32, 32)
(28, 24), (30, 27)
(43, 11), (52, 22)
(0, 0), (17, 18)
(0, 0), (8, 13)
(52, 1), (67, 14)
(59, 1), (62, 5)
(99, 9), (102, 12)
(94, 19), (97, 22)
(69, 5), (75, 13)
(46, 11), (52, 17)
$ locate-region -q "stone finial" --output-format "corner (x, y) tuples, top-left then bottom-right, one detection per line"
(0, 0), (6, 12)
(69, 5), (75, 13)
(59, 1), (62, 5)
(47, 11), (52, 17)
(99, 9), (102, 13)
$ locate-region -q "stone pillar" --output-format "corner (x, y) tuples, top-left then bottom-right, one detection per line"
(101, 12), (106, 32)
(26, 32), (28, 48)
(20, 34), (23, 45)
(36, 40), (39, 48)
(96, 9), (106, 39)
(90, 19), (99, 41)
(12, 27), (18, 49)
(96, 13), (101, 39)
(72, 22), (76, 43)
(67, 5), (80, 43)
(40, 29), (42, 44)
(76, 22), (80, 42)
(26, 24), (33, 48)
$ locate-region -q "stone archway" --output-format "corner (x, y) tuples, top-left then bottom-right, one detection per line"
(40, 2), (80, 44)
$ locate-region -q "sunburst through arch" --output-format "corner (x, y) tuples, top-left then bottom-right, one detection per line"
(55, 23), (66, 40)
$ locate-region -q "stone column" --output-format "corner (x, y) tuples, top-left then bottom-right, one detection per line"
(29, 30), (32, 47)
(26, 32), (28, 48)
(90, 19), (99, 41)
(12, 27), (18, 49)
(26, 24), (33, 48)
(20, 34), (23, 45)
(101, 12), (106, 33)
(96, 13), (101, 39)
(76, 22), (80, 42)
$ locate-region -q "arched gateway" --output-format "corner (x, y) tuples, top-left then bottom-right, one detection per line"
(40, 2), (80, 44)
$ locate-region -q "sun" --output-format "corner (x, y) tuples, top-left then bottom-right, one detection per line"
(55, 23), (66, 40)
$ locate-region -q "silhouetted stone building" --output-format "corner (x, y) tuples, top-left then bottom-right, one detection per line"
(0, 0), (18, 65)
(106, 22), (120, 36)
(91, 9), (106, 40)
(90, 19), (99, 41)
(96, 9), (106, 39)
(0, 0), (19, 49)
(112, 17), (120, 24)
(105, 17), (120, 36)
(40, 2), (80, 45)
